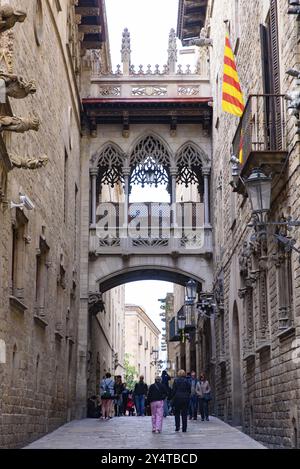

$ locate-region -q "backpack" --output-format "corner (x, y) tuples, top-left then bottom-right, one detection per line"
(101, 380), (112, 399)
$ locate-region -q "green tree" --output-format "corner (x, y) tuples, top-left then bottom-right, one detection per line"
(124, 353), (138, 390)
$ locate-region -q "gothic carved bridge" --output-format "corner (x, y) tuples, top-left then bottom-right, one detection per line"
(83, 28), (214, 306)
(86, 131), (214, 296)
(77, 28), (214, 417)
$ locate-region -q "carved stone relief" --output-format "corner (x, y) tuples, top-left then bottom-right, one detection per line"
(178, 86), (200, 96)
(0, 115), (40, 133)
(131, 86), (167, 97)
(9, 153), (48, 169)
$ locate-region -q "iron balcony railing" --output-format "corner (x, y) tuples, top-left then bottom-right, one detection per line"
(232, 94), (287, 168)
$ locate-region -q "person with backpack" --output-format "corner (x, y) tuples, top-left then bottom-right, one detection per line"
(114, 375), (124, 416)
(147, 376), (167, 433)
(171, 369), (191, 432)
(100, 372), (115, 420)
(161, 370), (171, 417)
(133, 375), (148, 416)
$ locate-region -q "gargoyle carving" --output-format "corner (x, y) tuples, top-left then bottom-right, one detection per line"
(10, 153), (48, 169)
(88, 292), (105, 315)
(0, 5), (26, 33)
(0, 115), (40, 133)
(0, 71), (36, 99)
(188, 28), (213, 47)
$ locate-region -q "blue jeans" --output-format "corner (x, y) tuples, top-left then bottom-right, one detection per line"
(163, 398), (169, 417)
(199, 398), (209, 420)
(135, 395), (145, 416)
(189, 394), (199, 419)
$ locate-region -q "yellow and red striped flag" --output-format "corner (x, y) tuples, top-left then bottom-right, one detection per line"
(222, 32), (245, 117)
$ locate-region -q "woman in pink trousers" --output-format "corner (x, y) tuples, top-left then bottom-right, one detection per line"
(147, 376), (168, 433)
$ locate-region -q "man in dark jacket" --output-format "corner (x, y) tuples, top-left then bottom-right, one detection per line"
(133, 375), (148, 416)
(171, 370), (191, 432)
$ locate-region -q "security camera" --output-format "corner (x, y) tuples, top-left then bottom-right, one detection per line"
(230, 155), (240, 165)
(20, 195), (35, 210)
(11, 194), (35, 211)
(286, 68), (300, 79)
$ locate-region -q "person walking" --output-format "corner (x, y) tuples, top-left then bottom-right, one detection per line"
(171, 369), (191, 432)
(189, 371), (199, 420)
(121, 383), (130, 416)
(133, 376), (148, 416)
(161, 370), (171, 417)
(100, 372), (115, 420)
(147, 376), (167, 433)
(196, 372), (211, 421)
(114, 375), (124, 416)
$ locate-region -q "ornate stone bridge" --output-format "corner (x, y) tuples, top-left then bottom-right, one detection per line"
(77, 27), (213, 416)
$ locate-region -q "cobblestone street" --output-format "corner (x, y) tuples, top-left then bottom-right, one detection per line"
(25, 416), (265, 449)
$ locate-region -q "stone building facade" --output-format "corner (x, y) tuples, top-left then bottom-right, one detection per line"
(124, 304), (160, 385)
(87, 285), (125, 397)
(0, 0), (109, 449)
(205, 0), (300, 448)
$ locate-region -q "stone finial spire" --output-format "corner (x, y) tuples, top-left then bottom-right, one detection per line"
(168, 28), (177, 74)
(121, 28), (131, 75)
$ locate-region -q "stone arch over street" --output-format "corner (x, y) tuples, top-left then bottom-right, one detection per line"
(95, 265), (208, 292)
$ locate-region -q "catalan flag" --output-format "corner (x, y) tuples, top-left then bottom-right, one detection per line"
(222, 32), (245, 117)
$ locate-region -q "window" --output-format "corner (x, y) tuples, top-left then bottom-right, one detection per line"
(245, 288), (254, 349)
(233, 0), (241, 53)
(260, 1), (282, 150)
(53, 0), (62, 13)
(56, 258), (66, 335)
(35, 238), (49, 318)
(276, 245), (294, 331)
(64, 151), (69, 223)
(220, 310), (225, 355)
(11, 209), (28, 300)
(74, 184), (78, 261)
(34, 0), (44, 46)
(260, 0), (280, 96)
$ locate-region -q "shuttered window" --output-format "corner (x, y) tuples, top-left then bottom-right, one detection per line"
(260, 0), (282, 150)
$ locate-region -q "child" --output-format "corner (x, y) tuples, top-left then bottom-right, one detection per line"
(126, 392), (135, 416)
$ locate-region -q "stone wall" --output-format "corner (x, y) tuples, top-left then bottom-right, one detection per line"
(0, 0), (82, 448)
(207, 0), (300, 448)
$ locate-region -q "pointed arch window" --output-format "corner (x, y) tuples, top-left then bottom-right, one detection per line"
(176, 143), (208, 197)
(129, 135), (171, 189)
(96, 144), (125, 190)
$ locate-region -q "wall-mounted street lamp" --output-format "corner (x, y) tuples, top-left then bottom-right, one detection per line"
(185, 279), (197, 305)
(245, 168), (300, 260)
(244, 168), (272, 219)
(150, 349), (159, 366)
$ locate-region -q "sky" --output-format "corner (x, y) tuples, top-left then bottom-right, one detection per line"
(106, 0), (180, 70)
(105, 0), (181, 361)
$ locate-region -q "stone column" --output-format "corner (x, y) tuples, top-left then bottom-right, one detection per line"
(122, 167), (130, 239)
(168, 28), (177, 74)
(202, 167), (211, 226)
(121, 28), (131, 76)
(90, 168), (98, 227)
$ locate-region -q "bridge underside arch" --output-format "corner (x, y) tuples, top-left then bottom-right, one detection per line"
(97, 265), (206, 292)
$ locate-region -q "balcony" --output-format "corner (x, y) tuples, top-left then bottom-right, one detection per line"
(89, 202), (212, 256)
(232, 94), (288, 194)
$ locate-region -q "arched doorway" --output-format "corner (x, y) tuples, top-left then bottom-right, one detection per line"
(232, 301), (243, 426)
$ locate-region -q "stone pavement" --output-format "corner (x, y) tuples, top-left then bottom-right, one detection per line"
(24, 416), (265, 449)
